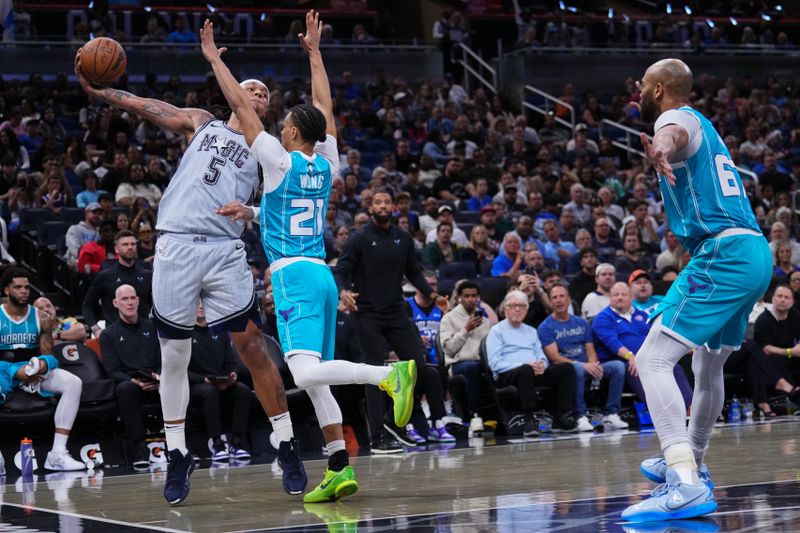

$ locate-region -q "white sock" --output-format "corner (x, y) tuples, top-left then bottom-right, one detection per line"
(164, 423), (188, 455)
(325, 439), (346, 455)
(269, 412), (294, 443)
(434, 419), (445, 429)
(51, 433), (68, 453)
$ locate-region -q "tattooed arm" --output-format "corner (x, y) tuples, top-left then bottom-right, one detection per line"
(75, 50), (212, 137)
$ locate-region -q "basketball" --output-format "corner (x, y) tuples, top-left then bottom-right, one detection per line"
(80, 37), (127, 85)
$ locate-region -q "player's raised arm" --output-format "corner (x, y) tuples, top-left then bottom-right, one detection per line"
(200, 19), (264, 146)
(74, 51), (211, 137)
(298, 10), (336, 139)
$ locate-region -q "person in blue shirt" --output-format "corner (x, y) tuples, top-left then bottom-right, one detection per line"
(622, 58), (772, 522)
(491, 233), (525, 277)
(539, 220), (577, 271)
(485, 290), (578, 437)
(465, 177), (493, 211)
(592, 282), (692, 407)
(538, 283), (629, 433)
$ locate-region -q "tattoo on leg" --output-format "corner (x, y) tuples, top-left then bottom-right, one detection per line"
(275, 385), (288, 412)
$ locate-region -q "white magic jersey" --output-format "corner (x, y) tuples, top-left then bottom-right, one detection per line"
(157, 119), (260, 238)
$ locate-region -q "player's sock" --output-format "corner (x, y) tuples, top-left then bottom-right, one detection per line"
(270, 412), (294, 443)
(51, 432), (68, 453)
(164, 423), (188, 455)
(326, 441), (348, 472)
(434, 419), (445, 429)
(664, 442), (699, 485)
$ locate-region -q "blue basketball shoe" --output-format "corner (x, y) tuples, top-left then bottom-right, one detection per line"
(621, 469), (718, 522)
(640, 456), (714, 489)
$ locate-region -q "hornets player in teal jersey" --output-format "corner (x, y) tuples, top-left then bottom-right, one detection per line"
(203, 11), (416, 503)
(620, 59), (772, 523)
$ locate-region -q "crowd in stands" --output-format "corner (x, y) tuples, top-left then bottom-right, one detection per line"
(1, 52), (800, 464)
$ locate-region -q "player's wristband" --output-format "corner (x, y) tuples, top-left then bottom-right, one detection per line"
(787, 348), (793, 358)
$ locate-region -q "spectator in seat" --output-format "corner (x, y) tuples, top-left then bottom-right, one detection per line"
(773, 240), (800, 278)
(629, 269), (663, 317)
(405, 270), (445, 366)
(115, 163), (162, 208)
(462, 224), (497, 264)
(465, 177), (492, 211)
(615, 232), (653, 273)
(570, 249), (599, 311)
(655, 229), (682, 272)
(597, 187), (624, 230)
(500, 272), (551, 328)
(539, 220), (577, 272)
(592, 216), (622, 264)
(790, 271), (800, 312)
(340, 149), (371, 185)
(563, 183), (592, 225)
(65, 202), (103, 269)
(754, 285), (800, 384)
(592, 282), (692, 408)
(491, 232), (525, 277)
(425, 205), (467, 247)
(581, 263), (616, 320)
(75, 170), (105, 208)
(769, 222), (800, 264)
(0, 356), (85, 470)
(439, 281), (491, 426)
(77, 219), (117, 274)
(538, 283), (628, 432)
(100, 284), (161, 469)
(486, 290), (578, 437)
(33, 297), (86, 343)
(82, 230), (153, 338)
(620, 199), (659, 247)
(135, 222), (156, 265)
(188, 304), (252, 462)
(421, 222), (461, 268)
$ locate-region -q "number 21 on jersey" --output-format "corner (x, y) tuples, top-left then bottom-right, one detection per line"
(290, 198), (325, 236)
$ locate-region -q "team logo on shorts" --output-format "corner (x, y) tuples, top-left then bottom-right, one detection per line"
(687, 275), (709, 294)
(278, 306), (295, 321)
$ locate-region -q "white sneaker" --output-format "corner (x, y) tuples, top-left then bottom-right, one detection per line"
(576, 416), (594, 432)
(603, 412), (629, 430)
(44, 450), (86, 471)
(469, 415), (484, 434)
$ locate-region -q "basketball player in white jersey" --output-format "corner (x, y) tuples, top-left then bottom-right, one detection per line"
(74, 50), (308, 506)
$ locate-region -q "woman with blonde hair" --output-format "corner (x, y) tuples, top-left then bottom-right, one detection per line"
(773, 240), (800, 278)
(462, 224), (496, 263)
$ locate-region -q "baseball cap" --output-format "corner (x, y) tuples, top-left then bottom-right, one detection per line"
(438, 205), (453, 214)
(628, 269), (651, 285)
(575, 123), (588, 131)
(85, 202), (102, 212)
(480, 205), (495, 214)
(504, 184), (518, 191)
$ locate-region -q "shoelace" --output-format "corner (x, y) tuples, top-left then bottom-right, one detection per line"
(166, 454), (185, 486)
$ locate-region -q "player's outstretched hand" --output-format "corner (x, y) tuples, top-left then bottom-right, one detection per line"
(215, 202), (254, 222)
(200, 19), (227, 63)
(640, 132), (676, 186)
(297, 9), (322, 54)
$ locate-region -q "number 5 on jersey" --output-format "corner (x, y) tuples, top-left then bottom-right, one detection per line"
(290, 198), (325, 236)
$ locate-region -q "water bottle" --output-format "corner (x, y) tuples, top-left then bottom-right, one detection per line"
(727, 395), (742, 423)
(743, 400), (753, 421)
(20, 438), (34, 477)
(0, 450), (5, 476)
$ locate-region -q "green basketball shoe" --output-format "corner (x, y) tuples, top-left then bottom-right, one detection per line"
(303, 466), (359, 503)
(379, 360), (417, 427)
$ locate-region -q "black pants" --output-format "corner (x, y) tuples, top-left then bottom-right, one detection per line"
(190, 382), (252, 439)
(353, 310), (446, 436)
(116, 381), (160, 443)
(496, 362), (575, 416)
(727, 341), (796, 404)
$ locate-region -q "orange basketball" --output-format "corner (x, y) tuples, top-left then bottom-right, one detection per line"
(80, 37), (127, 85)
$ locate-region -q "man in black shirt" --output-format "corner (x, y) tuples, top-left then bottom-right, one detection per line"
(754, 285), (800, 384)
(100, 284), (161, 469)
(334, 189), (450, 453)
(188, 304), (252, 463)
(83, 230), (153, 337)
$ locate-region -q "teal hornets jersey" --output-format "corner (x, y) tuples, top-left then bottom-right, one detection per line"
(252, 133), (339, 263)
(0, 304), (40, 350)
(655, 106), (760, 255)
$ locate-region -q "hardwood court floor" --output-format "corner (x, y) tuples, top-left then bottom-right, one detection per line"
(1, 418), (799, 532)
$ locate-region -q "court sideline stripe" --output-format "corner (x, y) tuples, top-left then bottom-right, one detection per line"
(0, 501), (189, 533)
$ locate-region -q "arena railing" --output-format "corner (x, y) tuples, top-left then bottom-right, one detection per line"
(451, 42), (498, 96)
(520, 85), (575, 132)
